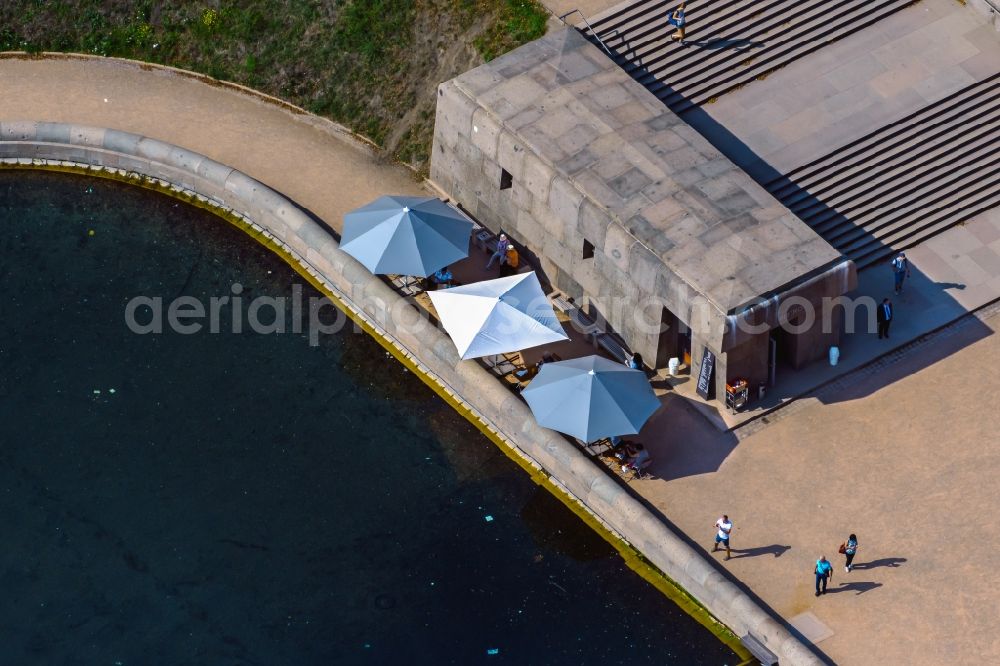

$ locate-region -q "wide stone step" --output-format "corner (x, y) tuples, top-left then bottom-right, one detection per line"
(667, 0), (916, 111)
(824, 151), (1000, 247)
(771, 74), (1000, 200)
(801, 122), (1000, 230)
(581, 0), (918, 112)
(754, 70), (1000, 267)
(592, 0), (759, 53)
(622, 0), (830, 81)
(781, 95), (1000, 206)
(835, 167), (1000, 259)
(852, 187), (1000, 269)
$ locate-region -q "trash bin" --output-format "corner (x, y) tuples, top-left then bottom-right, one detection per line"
(829, 346), (840, 366)
(668, 357), (680, 376)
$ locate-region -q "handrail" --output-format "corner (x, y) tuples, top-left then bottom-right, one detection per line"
(984, 0), (1000, 14)
(559, 9), (614, 56)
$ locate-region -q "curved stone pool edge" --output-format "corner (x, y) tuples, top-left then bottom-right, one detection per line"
(0, 122), (815, 665)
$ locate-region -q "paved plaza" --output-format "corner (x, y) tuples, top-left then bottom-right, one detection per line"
(631, 303), (1000, 664)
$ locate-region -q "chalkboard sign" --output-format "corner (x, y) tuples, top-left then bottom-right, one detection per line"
(696, 347), (715, 399)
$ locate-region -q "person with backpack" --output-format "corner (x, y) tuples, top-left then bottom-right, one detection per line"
(840, 534), (859, 572)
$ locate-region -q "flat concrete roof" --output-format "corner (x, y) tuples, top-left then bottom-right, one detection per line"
(449, 28), (844, 314)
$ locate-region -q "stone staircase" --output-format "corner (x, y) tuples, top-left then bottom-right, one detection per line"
(581, 0), (917, 114)
(762, 73), (1000, 270)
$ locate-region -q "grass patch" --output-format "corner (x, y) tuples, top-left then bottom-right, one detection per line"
(474, 0), (548, 62)
(0, 0), (549, 170)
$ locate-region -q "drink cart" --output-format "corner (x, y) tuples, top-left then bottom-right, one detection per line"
(725, 378), (749, 413)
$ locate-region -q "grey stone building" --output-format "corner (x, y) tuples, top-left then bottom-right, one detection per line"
(430, 27), (856, 401)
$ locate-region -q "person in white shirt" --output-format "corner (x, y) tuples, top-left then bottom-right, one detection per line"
(891, 252), (910, 294)
(712, 515), (733, 560)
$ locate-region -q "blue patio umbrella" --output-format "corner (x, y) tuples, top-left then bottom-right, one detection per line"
(341, 195), (473, 277)
(521, 355), (661, 443)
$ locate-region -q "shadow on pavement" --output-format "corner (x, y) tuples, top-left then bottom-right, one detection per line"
(828, 581), (884, 595)
(643, 393), (738, 482)
(852, 557), (907, 570)
(686, 38), (765, 51)
(729, 544), (791, 559)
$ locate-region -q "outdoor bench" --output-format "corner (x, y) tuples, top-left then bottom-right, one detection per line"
(551, 295), (601, 337)
(740, 633), (778, 666)
(594, 331), (629, 365)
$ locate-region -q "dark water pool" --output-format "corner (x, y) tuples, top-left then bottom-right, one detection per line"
(0, 171), (737, 665)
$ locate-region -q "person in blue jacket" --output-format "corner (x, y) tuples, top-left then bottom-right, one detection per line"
(815, 556), (834, 596)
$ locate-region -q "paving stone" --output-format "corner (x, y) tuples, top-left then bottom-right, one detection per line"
(916, 35), (982, 70)
(773, 76), (840, 111)
(967, 245), (1000, 276)
(820, 83), (879, 116)
(935, 251), (992, 287)
(557, 146), (599, 175)
(694, 174), (741, 202)
(607, 167), (653, 199)
(556, 122), (601, 155)
(611, 99), (659, 125)
(869, 59), (933, 98)
(925, 224), (988, 256)
(591, 149), (635, 181)
(913, 64), (977, 103)
(824, 54), (888, 92)
(789, 613), (835, 644)
(967, 219), (1000, 246)
(772, 107), (835, 146)
(639, 176), (681, 204)
(532, 103), (585, 139)
(958, 49), (1000, 80)
(552, 49), (603, 83)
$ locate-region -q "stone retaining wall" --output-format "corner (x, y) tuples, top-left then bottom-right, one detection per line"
(0, 121), (821, 666)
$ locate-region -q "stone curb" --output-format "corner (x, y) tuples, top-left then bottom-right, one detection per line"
(0, 121), (823, 666)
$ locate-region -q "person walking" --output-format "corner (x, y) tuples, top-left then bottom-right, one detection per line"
(891, 252), (910, 294)
(668, 3), (687, 42)
(486, 233), (510, 270)
(815, 556), (834, 596)
(841, 534), (859, 572)
(877, 298), (893, 339)
(712, 515), (732, 560)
